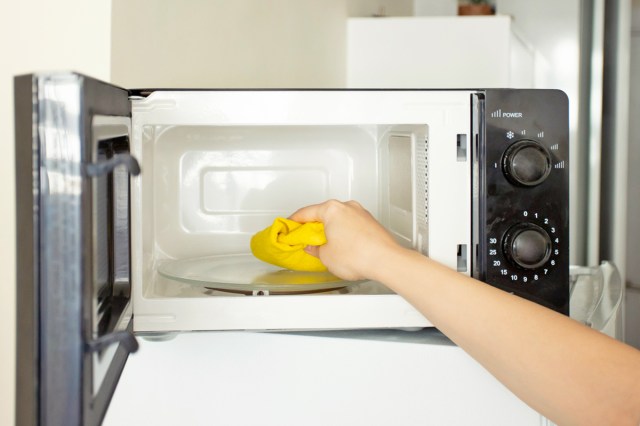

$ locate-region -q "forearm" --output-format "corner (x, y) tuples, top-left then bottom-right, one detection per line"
(376, 247), (640, 425)
(289, 199), (640, 423)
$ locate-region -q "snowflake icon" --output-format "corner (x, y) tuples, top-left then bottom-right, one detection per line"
(506, 131), (515, 139)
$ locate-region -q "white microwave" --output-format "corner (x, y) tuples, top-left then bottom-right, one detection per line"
(15, 72), (569, 424)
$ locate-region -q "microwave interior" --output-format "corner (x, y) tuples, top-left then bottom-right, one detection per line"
(128, 90), (471, 331)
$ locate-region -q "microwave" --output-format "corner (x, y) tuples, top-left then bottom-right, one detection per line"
(15, 72), (569, 424)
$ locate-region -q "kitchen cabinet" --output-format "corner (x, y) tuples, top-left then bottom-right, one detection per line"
(347, 16), (535, 89)
(104, 331), (544, 426)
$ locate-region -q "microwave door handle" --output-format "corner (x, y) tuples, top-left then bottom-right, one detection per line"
(85, 153), (141, 177)
(83, 153), (141, 355)
(85, 330), (140, 355)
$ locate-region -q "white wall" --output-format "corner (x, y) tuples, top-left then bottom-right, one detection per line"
(0, 2), (112, 425)
(413, 0), (457, 16)
(111, 0), (347, 88)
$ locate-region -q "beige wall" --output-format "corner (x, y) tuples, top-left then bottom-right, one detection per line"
(111, 0), (347, 88)
(0, 1), (112, 424)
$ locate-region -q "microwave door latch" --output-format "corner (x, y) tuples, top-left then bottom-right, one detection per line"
(85, 153), (141, 178)
(85, 330), (140, 355)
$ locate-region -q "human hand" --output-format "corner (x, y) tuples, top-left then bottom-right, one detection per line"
(288, 200), (402, 281)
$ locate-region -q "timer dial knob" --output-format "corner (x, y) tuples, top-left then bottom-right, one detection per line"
(502, 140), (552, 186)
(503, 223), (552, 270)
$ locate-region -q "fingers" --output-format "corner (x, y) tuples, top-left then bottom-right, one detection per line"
(288, 202), (323, 223)
(289, 199), (343, 223)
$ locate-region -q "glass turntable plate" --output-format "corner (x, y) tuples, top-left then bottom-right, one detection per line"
(157, 254), (358, 294)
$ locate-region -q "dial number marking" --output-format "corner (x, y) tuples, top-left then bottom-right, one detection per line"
(487, 210), (561, 283)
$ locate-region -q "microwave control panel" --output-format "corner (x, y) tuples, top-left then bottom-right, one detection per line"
(473, 89), (569, 314)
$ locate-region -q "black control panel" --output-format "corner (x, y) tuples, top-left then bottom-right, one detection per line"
(473, 89), (569, 314)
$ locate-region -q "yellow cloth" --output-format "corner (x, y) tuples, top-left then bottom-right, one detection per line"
(250, 217), (327, 272)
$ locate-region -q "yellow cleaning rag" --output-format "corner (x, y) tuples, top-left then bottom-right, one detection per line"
(250, 217), (327, 272)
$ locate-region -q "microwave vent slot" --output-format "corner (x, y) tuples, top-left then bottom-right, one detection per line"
(415, 135), (429, 255)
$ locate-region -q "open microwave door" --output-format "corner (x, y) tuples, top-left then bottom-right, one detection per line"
(15, 72), (140, 426)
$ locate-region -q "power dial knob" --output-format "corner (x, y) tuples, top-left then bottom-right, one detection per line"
(502, 140), (552, 186)
(503, 223), (552, 270)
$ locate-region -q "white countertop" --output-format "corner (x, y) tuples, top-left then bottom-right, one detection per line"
(104, 329), (542, 426)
